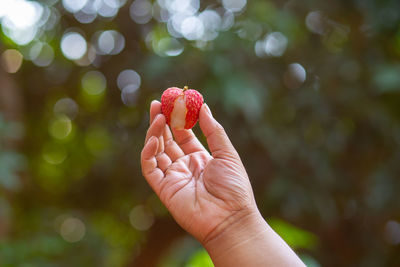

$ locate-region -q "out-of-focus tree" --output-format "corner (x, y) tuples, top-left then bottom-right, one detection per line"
(1, 0), (400, 266)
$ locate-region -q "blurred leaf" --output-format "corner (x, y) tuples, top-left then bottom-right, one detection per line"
(268, 218), (318, 250)
(300, 253), (321, 267)
(159, 237), (202, 267)
(185, 248), (214, 267)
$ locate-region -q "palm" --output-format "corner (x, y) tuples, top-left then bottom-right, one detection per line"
(141, 101), (254, 243)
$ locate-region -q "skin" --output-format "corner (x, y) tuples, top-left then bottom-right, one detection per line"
(141, 100), (305, 267)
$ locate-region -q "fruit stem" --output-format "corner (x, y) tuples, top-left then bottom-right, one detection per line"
(183, 86), (188, 91)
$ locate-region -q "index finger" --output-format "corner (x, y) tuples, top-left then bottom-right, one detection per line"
(150, 100), (162, 125)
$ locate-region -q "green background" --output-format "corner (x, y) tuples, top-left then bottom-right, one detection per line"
(0, 0), (400, 266)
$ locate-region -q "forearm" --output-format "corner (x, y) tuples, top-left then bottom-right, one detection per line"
(203, 209), (305, 267)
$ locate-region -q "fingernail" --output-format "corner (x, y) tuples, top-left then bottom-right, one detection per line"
(204, 104), (212, 116)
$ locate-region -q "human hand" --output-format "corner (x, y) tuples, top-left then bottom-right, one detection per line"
(141, 100), (257, 244)
(141, 100), (305, 266)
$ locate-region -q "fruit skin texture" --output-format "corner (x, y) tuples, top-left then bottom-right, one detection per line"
(161, 87), (204, 130)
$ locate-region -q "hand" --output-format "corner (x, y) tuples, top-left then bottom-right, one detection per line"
(141, 100), (305, 266)
(141, 100), (257, 244)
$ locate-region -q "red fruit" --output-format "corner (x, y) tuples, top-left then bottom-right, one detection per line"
(161, 86), (204, 130)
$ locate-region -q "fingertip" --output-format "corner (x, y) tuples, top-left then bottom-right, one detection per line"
(199, 104), (209, 121)
(150, 100), (162, 124)
(204, 103), (212, 115)
(146, 114), (167, 143)
(198, 104), (238, 159)
(153, 113), (166, 125)
(199, 104), (214, 135)
(202, 104), (214, 120)
(151, 100), (161, 106)
(200, 104), (210, 116)
(157, 113), (166, 125)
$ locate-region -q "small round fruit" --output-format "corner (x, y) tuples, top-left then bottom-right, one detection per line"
(161, 86), (204, 130)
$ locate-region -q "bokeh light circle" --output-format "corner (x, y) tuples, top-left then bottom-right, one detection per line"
(49, 115), (72, 140)
(222, 0), (247, 13)
(2, 0), (43, 29)
(62, 0), (88, 13)
(130, 0), (152, 24)
(305, 11), (325, 35)
(81, 71), (107, 95)
(95, 30), (125, 55)
(198, 10), (221, 41)
(60, 217), (86, 243)
(0, 0), (44, 45)
(283, 63), (307, 89)
(117, 69), (141, 91)
(121, 85), (140, 107)
(157, 37), (184, 56)
(54, 98), (79, 119)
(42, 142), (67, 165)
(1, 49), (23, 73)
(264, 32), (288, 57)
(30, 42), (54, 67)
(181, 16), (204, 40)
(129, 205), (154, 231)
(61, 32), (87, 60)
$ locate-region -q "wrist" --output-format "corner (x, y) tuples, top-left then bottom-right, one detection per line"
(202, 207), (305, 267)
(202, 207), (268, 264)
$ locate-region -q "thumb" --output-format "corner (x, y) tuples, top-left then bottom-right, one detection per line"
(199, 104), (239, 160)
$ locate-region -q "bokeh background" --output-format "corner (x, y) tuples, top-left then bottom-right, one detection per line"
(1, 0), (400, 266)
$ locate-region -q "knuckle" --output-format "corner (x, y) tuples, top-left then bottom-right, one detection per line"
(213, 126), (226, 138)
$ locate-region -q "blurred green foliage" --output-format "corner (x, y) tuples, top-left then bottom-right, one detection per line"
(0, 116), (25, 191)
(158, 237), (213, 267)
(186, 249), (213, 267)
(269, 218), (318, 251)
(1, 0), (400, 266)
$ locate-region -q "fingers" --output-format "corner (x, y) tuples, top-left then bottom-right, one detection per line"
(141, 136), (159, 175)
(155, 153), (172, 172)
(149, 100), (186, 161)
(199, 104), (239, 160)
(145, 114), (166, 144)
(148, 99), (206, 158)
(141, 136), (164, 193)
(141, 136), (173, 193)
(145, 108), (180, 171)
(172, 128), (206, 154)
(149, 99), (205, 157)
(149, 101), (165, 153)
(150, 100), (162, 124)
(163, 125), (185, 161)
